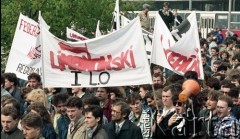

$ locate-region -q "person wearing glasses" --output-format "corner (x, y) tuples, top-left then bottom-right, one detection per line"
(214, 95), (240, 139)
(104, 101), (143, 139)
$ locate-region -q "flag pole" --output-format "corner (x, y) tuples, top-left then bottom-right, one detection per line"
(151, 84), (160, 112)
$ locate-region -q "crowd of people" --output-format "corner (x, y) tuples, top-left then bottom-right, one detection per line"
(1, 2), (240, 139)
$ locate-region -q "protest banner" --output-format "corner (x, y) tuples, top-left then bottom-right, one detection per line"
(41, 17), (152, 87)
(66, 27), (89, 41)
(151, 12), (204, 79)
(5, 13), (49, 80)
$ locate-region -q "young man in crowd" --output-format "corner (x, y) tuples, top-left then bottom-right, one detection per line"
(65, 96), (87, 139)
(214, 95), (240, 138)
(1, 106), (24, 139)
(128, 93), (153, 138)
(104, 101), (143, 139)
(84, 105), (108, 139)
(51, 93), (70, 139)
(96, 87), (112, 121)
(27, 72), (41, 89)
(71, 87), (90, 101)
(198, 90), (221, 138)
(21, 112), (44, 139)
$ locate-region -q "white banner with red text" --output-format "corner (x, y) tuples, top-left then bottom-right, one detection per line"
(66, 27), (89, 41)
(41, 17), (152, 87)
(5, 13), (44, 80)
(151, 12), (204, 80)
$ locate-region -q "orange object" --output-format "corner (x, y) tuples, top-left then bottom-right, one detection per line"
(179, 79), (200, 102)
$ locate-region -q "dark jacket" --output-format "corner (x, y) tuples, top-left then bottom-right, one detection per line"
(57, 115), (70, 139)
(159, 9), (174, 30)
(104, 119), (143, 139)
(1, 126), (24, 139)
(42, 121), (57, 139)
(87, 125), (109, 139)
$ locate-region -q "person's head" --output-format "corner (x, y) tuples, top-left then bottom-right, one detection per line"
(51, 93), (69, 115)
(211, 60), (222, 73)
(173, 100), (185, 114)
(162, 84), (181, 108)
(71, 87), (85, 95)
(27, 73), (41, 89)
(220, 51), (230, 60)
(27, 102), (51, 123)
(233, 44), (240, 53)
(1, 98), (20, 116)
(110, 87), (123, 101)
(26, 89), (48, 108)
(201, 53), (208, 65)
(1, 106), (19, 132)
(231, 74), (240, 87)
(1, 74), (5, 88)
(152, 65), (163, 75)
(21, 112), (43, 139)
(200, 47), (207, 54)
(142, 4), (150, 13)
(206, 90), (221, 111)
(84, 105), (103, 129)
(111, 101), (131, 123)
(65, 96), (83, 121)
(152, 73), (165, 89)
(96, 87), (110, 102)
(228, 87), (239, 105)
(139, 84), (152, 99)
(83, 96), (100, 110)
(232, 54), (240, 66)
(1, 95), (12, 108)
(184, 71), (198, 81)
(21, 87), (33, 101)
(163, 2), (169, 11)
(127, 93), (142, 114)
(206, 77), (221, 91)
(145, 90), (162, 109)
(210, 47), (219, 57)
(221, 82), (235, 95)
(216, 95), (233, 118)
(217, 65), (228, 75)
(3, 72), (18, 90)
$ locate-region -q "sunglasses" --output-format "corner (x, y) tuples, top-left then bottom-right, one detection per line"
(173, 101), (183, 107)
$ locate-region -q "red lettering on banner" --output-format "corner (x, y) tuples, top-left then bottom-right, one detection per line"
(19, 19), (39, 37)
(160, 34), (200, 77)
(50, 42), (136, 71)
(27, 45), (41, 59)
(70, 33), (87, 41)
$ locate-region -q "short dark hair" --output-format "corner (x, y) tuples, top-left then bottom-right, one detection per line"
(3, 73), (19, 86)
(28, 72), (41, 82)
(1, 106), (19, 120)
(184, 71), (198, 81)
(206, 77), (221, 90)
(127, 92), (142, 104)
(113, 101), (131, 119)
(163, 2), (169, 7)
(228, 87), (239, 99)
(84, 105), (103, 124)
(21, 112), (43, 129)
(1, 74), (5, 86)
(21, 87), (33, 100)
(27, 102), (51, 123)
(83, 96), (100, 106)
(65, 96), (83, 109)
(2, 98), (20, 115)
(51, 93), (69, 106)
(211, 47), (219, 53)
(109, 87), (123, 99)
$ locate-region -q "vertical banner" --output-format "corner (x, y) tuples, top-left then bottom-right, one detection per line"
(5, 13), (43, 80)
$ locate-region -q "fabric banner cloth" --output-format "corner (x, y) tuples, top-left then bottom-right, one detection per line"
(66, 27), (89, 41)
(5, 13), (48, 80)
(41, 17), (152, 87)
(151, 12), (204, 80)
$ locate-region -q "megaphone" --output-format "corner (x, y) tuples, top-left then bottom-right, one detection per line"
(178, 79), (200, 102)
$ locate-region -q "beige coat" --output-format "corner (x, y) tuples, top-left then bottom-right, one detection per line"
(67, 116), (88, 139)
(138, 11), (150, 31)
